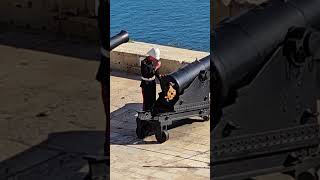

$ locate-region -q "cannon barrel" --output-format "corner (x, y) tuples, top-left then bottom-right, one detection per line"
(163, 55), (210, 94)
(110, 30), (129, 50)
(211, 0), (320, 100)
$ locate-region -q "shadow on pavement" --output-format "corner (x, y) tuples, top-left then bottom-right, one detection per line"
(0, 26), (99, 61)
(0, 131), (104, 180)
(110, 103), (205, 146)
(110, 70), (141, 81)
(0, 106), (205, 180)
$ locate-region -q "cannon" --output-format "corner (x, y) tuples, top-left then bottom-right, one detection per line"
(84, 30), (129, 180)
(110, 30), (129, 50)
(136, 55), (210, 143)
(211, 0), (320, 179)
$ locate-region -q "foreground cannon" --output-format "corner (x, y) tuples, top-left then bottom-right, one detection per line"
(136, 54), (210, 143)
(211, 0), (320, 179)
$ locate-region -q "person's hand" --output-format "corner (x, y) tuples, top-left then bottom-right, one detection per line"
(160, 74), (167, 78)
(154, 60), (161, 71)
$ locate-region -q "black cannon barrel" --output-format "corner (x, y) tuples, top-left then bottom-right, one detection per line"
(110, 30), (129, 50)
(212, 0), (320, 97)
(163, 55), (210, 94)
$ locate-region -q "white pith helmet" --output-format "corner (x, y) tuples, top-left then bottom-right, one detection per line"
(147, 47), (160, 60)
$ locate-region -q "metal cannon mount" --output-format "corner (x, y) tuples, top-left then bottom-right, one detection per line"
(136, 56), (210, 143)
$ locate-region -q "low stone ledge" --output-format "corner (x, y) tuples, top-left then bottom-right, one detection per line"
(110, 41), (209, 74)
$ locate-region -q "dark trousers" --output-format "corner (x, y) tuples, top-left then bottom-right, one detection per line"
(100, 83), (109, 156)
(141, 80), (156, 111)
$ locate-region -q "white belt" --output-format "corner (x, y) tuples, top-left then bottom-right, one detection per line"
(141, 76), (155, 81)
(100, 47), (109, 58)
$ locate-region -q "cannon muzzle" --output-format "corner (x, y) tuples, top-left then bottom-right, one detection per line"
(110, 30), (129, 50)
(162, 56), (210, 95)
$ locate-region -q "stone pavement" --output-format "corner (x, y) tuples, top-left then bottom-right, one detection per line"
(0, 29), (315, 180)
(0, 31), (104, 180)
(109, 72), (304, 180)
(110, 72), (210, 180)
(0, 29), (210, 179)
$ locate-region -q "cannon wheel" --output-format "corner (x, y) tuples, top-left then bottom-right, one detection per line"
(155, 130), (169, 143)
(203, 116), (210, 121)
(136, 118), (148, 139)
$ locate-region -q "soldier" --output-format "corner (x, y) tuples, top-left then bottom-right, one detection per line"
(140, 48), (162, 111)
(95, 0), (109, 156)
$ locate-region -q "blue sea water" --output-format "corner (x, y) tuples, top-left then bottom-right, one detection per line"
(110, 0), (210, 52)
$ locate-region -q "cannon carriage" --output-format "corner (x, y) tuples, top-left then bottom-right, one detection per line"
(136, 55), (211, 143)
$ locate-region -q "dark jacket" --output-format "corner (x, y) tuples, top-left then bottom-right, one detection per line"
(141, 56), (157, 79)
(96, 0), (109, 84)
(98, 0), (108, 49)
(140, 56), (161, 88)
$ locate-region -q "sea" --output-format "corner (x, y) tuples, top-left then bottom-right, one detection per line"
(110, 0), (210, 52)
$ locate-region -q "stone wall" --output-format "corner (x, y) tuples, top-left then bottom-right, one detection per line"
(111, 41), (209, 74)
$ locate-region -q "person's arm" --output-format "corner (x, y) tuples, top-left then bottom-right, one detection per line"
(153, 60), (161, 71)
(155, 70), (161, 80)
(153, 60), (162, 80)
(145, 56), (162, 79)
